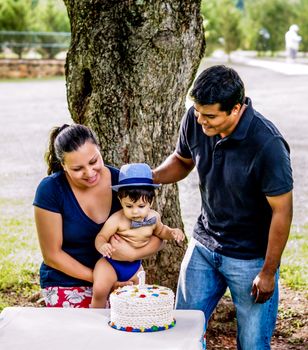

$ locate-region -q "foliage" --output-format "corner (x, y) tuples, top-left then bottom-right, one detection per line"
(200, 0), (220, 56)
(0, 0), (34, 31)
(0, 0), (70, 58)
(35, 0), (69, 33)
(33, 0), (70, 58)
(201, 0), (308, 57)
(294, 0), (308, 53)
(218, 0), (242, 58)
(201, 0), (242, 59)
(280, 225), (308, 290)
(0, 0), (35, 57)
(243, 0), (295, 55)
(1, 1), (307, 59)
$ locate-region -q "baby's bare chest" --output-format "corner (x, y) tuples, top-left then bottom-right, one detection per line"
(118, 226), (153, 242)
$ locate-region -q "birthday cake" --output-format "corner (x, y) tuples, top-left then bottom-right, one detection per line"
(109, 273), (175, 332)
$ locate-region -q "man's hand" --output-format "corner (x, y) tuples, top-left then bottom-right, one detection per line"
(251, 271), (275, 303)
(112, 280), (133, 291)
(171, 228), (185, 243)
(99, 242), (115, 258)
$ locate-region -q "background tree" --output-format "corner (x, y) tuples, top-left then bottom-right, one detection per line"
(243, 0), (294, 55)
(63, 0), (205, 289)
(0, 0), (70, 59)
(218, 0), (242, 61)
(294, 0), (308, 55)
(200, 0), (220, 56)
(201, 0), (242, 60)
(34, 0), (70, 59)
(0, 0), (35, 58)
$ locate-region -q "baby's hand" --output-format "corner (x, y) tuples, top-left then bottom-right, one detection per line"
(100, 243), (115, 258)
(171, 228), (185, 243)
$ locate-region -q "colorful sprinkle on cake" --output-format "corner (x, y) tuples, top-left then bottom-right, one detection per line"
(109, 283), (175, 332)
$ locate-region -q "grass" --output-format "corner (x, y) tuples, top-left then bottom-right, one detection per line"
(0, 198), (41, 310)
(0, 199), (307, 311)
(0, 76), (65, 83)
(280, 224), (308, 291)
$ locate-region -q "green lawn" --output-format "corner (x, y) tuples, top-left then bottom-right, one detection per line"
(0, 199), (41, 310)
(280, 225), (308, 291)
(0, 198), (307, 311)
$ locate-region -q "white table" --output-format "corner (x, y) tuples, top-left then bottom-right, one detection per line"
(0, 307), (205, 350)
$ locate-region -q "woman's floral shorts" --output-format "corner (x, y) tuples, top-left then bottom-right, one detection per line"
(41, 286), (93, 308)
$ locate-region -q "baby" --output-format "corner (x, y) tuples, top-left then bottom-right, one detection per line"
(91, 163), (185, 308)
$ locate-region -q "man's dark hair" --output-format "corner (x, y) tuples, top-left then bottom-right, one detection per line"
(118, 186), (155, 204)
(190, 65), (245, 114)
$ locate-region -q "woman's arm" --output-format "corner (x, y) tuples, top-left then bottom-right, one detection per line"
(34, 207), (93, 283)
(110, 234), (163, 261)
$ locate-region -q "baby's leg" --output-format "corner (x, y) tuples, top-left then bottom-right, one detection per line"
(91, 258), (117, 308)
(128, 265), (144, 285)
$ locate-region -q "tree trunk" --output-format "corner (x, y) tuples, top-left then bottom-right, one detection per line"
(63, 0), (205, 290)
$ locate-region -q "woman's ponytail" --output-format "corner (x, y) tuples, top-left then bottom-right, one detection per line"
(45, 124), (69, 175)
(44, 123), (99, 175)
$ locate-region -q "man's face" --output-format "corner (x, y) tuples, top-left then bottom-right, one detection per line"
(193, 102), (241, 138)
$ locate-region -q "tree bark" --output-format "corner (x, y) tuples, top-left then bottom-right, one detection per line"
(64, 0), (205, 290)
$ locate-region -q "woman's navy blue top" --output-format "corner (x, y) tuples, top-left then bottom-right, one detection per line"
(33, 165), (121, 288)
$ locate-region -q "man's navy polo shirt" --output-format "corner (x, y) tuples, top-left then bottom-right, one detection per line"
(176, 98), (293, 259)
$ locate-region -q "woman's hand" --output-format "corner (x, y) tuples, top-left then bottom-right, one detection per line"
(110, 234), (163, 261)
(110, 235), (138, 261)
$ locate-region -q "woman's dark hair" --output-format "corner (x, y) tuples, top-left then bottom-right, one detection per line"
(190, 65), (245, 114)
(45, 124), (99, 175)
(117, 187), (155, 204)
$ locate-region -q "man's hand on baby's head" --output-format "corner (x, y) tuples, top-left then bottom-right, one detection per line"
(172, 228), (185, 243)
(100, 243), (115, 258)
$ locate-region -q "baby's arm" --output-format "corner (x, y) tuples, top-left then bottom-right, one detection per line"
(152, 212), (185, 243)
(95, 213), (120, 258)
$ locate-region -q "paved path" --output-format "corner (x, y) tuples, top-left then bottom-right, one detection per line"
(181, 58), (308, 232)
(0, 60), (308, 231)
(0, 79), (71, 217)
(236, 57), (308, 75)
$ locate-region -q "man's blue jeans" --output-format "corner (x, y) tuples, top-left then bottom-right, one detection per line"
(176, 238), (279, 350)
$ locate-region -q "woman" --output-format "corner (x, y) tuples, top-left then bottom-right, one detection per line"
(33, 124), (162, 307)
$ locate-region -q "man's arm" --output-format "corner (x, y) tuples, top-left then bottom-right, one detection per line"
(251, 191), (293, 303)
(152, 151), (195, 184)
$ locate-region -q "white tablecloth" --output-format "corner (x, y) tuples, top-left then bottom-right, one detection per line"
(0, 307), (205, 350)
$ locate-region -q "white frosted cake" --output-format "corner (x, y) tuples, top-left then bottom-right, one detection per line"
(109, 283), (176, 332)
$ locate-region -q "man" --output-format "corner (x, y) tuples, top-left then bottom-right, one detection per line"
(153, 65), (293, 349)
